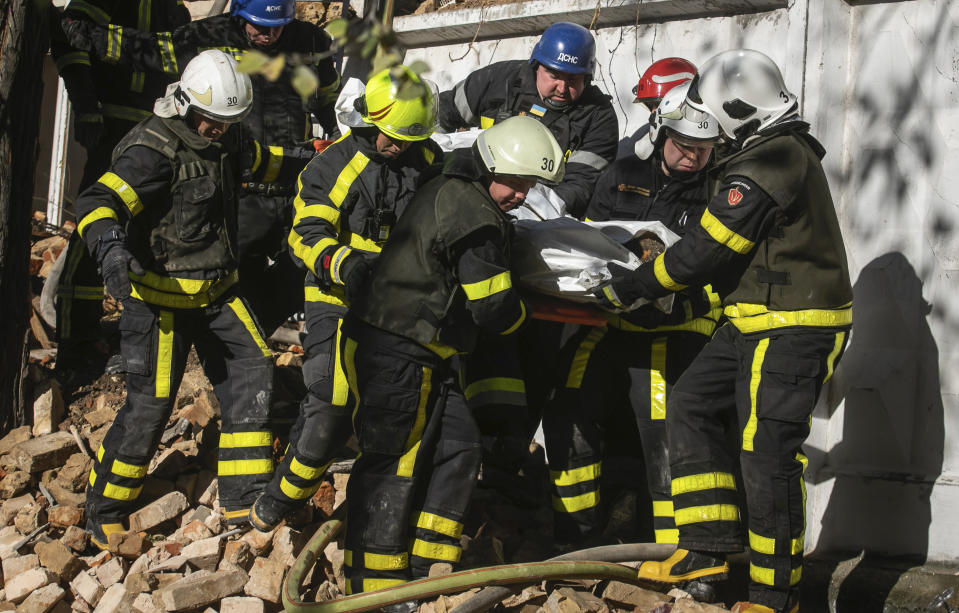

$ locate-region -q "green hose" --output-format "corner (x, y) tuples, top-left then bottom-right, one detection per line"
(282, 519), (653, 613)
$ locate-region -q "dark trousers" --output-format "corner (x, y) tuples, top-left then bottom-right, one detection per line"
(85, 294), (275, 524)
(544, 326), (710, 544)
(668, 323), (849, 610)
(342, 317), (482, 594)
(260, 301), (353, 514)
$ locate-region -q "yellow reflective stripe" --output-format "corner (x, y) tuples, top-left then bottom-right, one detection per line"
(103, 481), (143, 501)
(650, 338), (667, 421)
(56, 51), (90, 70)
(550, 462), (601, 487)
(98, 172), (143, 216)
(565, 328), (605, 389)
(332, 320), (349, 406)
(220, 432), (273, 448)
(500, 300), (526, 336)
(724, 303), (853, 333)
(304, 285), (346, 307)
(89, 468), (97, 488)
(750, 563), (802, 587)
(130, 270), (238, 296)
(464, 377), (525, 402)
(823, 331), (846, 383)
(290, 457), (328, 481)
(411, 539), (461, 562)
(262, 145), (285, 183)
(551, 490), (599, 514)
(97, 445), (105, 462)
(653, 254), (687, 291)
(674, 504), (739, 526)
(742, 338), (770, 452)
(138, 0), (152, 31)
(111, 458), (147, 479)
(652, 500), (674, 517)
(671, 472), (736, 496)
(280, 477), (321, 500)
(749, 530), (804, 556)
(130, 280), (236, 309)
(69, 0), (110, 24)
(156, 32), (178, 76)
(700, 209), (755, 254)
(77, 207), (119, 237)
(57, 285), (104, 300)
(329, 246), (352, 285)
(461, 271), (512, 301)
(227, 298), (271, 357)
(347, 233), (382, 253)
(130, 71), (145, 93)
(251, 141), (263, 175)
(363, 551), (408, 571)
(344, 338), (360, 413)
(288, 230), (338, 275)
(198, 46), (243, 60)
(480, 116), (495, 129)
(155, 310), (174, 398)
(359, 578), (407, 593)
(293, 204), (339, 228)
(223, 509), (250, 521)
(605, 314), (717, 336)
(422, 147), (435, 165)
(101, 103), (152, 123)
(397, 366), (431, 478)
(655, 529), (679, 544)
(218, 459), (274, 475)
(798, 452), (808, 511)
(106, 24), (123, 63)
(329, 152), (370, 207)
(413, 512), (463, 538)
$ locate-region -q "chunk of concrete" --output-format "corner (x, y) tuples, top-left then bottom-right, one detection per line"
(10, 432), (78, 474)
(156, 568), (248, 611)
(70, 571), (105, 607)
(220, 596), (265, 613)
(601, 581), (670, 609)
(2, 552), (39, 582)
(0, 470), (30, 498)
(4, 567), (54, 602)
(0, 426), (32, 456)
(15, 581), (65, 613)
(128, 491), (189, 533)
(60, 526), (90, 552)
(268, 526), (305, 567)
(180, 535), (223, 572)
(32, 381), (65, 437)
(0, 493), (34, 527)
(131, 592), (164, 613)
(35, 539), (83, 582)
(47, 505), (84, 529)
(243, 557), (285, 603)
(94, 555), (127, 587)
(92, 583), (130, 613)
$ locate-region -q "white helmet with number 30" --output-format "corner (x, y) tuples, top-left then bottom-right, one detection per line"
(636, 81), (720, 160)
(173, 50), (253, 123)
(475, 116), (566, 184)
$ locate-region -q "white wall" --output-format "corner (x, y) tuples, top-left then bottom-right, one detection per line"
(394, 0), (959, 562)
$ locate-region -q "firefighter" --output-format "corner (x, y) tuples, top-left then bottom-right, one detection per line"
(248, 66), (444, 532)
(545, 81), (723, 549)
(62, 0), (343, 333)
(50, 0), (191, 389)
(618, 56), (697, 159)
(601, 50), (853, 613)
(75, 51), (313, 547)
(339, 116), (564, 600)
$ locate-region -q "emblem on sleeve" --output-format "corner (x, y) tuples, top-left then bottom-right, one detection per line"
(727, 187), (744, 206)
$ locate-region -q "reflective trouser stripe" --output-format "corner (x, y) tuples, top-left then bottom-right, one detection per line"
(552, 490), (599, 514)
(279, 456), (333, 500)
(742, 338), (770, 451)
(332, 320), (349, 406)
(749, 530), (804, 556)
(412, 511), (463, 539)
(650, 337), (667, 420)
(89, 468), (143, 501)
(411, 539), (461, 563)
(671, 472), (737, 496)
(674, 504), (740, 526)
(345, 578), (407, 595)
(823, 331), (846, 382)
(751, 563), (802, 587)
(226, 297), (271, 357)
(155, 310), (174, 398)
(395, 366), (431, 478)
(345, 549), (409, 571)
(217, 459), (274, 475)
(565, 328), (606, 389)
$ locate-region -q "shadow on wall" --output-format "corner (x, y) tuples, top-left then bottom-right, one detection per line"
(803, 252), (945, 612)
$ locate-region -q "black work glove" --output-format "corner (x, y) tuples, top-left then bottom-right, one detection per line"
(74, 111), (104, 150)
(339, 251), (374, 305)
(98, 237), (144, 301)
(61, 17), (107, 58)
(594, 261), (658, 312)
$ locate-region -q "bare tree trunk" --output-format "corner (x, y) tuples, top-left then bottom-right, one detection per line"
(0, 0), (49, 435)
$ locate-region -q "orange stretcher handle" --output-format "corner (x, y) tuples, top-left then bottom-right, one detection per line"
(524, 294), (608, 327)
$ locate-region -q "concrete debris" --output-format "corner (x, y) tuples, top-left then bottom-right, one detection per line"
(10, 432), (78, 475)
(32, 381), (65, 437)
(128, 491), (189, 533)
(156, 568), (248, 611)
(220, 595), (265, 613)
(16, 581), (66, 613)
(5, 567), (54, 602)
(243, 557), (285, 603)
(69, 571), (105, 607)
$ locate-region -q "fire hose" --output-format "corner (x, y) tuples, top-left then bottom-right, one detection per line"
(282, 519), (677, 613)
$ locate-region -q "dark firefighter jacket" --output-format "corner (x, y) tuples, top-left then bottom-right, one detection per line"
(437, 60), (618, 218)
(66, 12), (341, 143)
(51, 0), (190, 125)
(616, 122), (853, 335)
(352, 148), (528, 357)
(75, 114), (312, 309)
(288, 127), (444, 308)
(586, 151), (721, 334)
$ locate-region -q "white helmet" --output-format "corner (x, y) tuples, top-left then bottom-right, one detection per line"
(173, 50), (253, 123)
(635, 81), (720, 160)
(685, 49), (797, 142)
(475, 116), (565, 184)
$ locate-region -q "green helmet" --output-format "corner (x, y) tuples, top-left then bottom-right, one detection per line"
(361, 66), (436, 142)
(475, 116), (566, 184)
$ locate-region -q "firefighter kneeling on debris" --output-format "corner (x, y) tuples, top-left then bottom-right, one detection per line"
(338, 116), (564, 604)
(74, 50), (312, 548)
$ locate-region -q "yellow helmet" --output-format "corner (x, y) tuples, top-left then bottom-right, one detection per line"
(361, 66), (436, 142)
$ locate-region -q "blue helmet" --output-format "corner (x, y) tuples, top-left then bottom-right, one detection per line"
(529, 22), (596, 76)
(231, 0), (295, 27)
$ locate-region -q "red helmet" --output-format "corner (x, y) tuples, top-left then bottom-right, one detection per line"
(633, 57), (697, 105)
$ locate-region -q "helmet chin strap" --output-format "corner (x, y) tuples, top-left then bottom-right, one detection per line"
(542, 97), (570, 111)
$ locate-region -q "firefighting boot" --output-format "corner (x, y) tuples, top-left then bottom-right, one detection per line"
(85, 518), (127, 551)
(636, 548), (729, 584)
(731, 601), (799, 613)
(249, 492), (287, 533)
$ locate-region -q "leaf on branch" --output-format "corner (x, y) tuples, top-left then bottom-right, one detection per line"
(397, 80), (427, 101)
(360, 36), (379, 59)
(291, 65), (320, 100)
(236, 50), (270, 74)
(408, 60), (431, 76)
(325, 18), (349, 40)
(370, 52), (403, 76)
(262, 55), (286, 81)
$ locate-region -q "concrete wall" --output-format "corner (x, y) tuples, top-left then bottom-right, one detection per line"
(393, 0), (959, 562)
